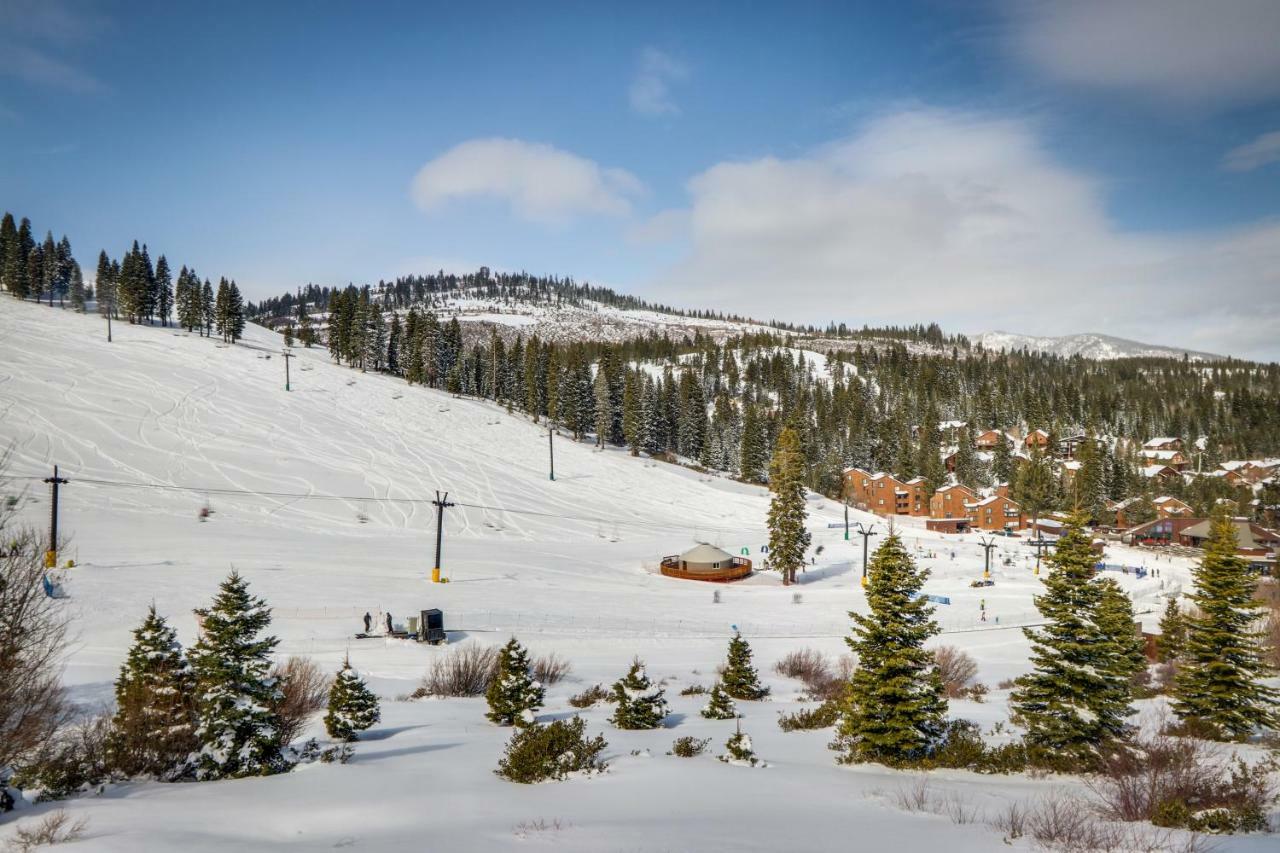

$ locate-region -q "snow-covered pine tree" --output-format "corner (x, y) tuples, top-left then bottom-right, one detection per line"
(1171, 510), (1278, 740)
(189, 571), (288, 779)
(1156, 596), (1186, 662)
(719, 718), (760, 767)
(700, 682), (737, 720)
(1009, 513), (1130, 768)
(108, 605), (198, 779)
(154, 255), (172, 326)
(608, 658), (668, 730)
(324, 658), (381, 742)
(739, 401), (766, 483)
(719, 632), (770, 700)
(833, 532), (945, 766)
(485, 637), (545, 727)
(766, 426), (810, 585)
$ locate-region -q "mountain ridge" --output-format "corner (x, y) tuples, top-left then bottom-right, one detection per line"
(974, 331), (1224, 362)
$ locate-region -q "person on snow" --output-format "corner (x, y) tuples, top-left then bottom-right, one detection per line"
(385, 612), (393, 634)
(363, 612), (372, 633)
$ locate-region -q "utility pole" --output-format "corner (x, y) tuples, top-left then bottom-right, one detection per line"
(978, 535), (998, 579)
(843, 496), (850, 541)
(282, 350), (294, 391)
(431, 490), (455, 583)
(105, 290), (113, 343)
(548, 422), (556, 481)
(43, 465), (68, 568)
(852, 521), (877, 587)
(1029, 536), (1054, 575)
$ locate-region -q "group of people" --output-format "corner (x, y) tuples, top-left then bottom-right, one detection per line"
(362, 611), (394, 634)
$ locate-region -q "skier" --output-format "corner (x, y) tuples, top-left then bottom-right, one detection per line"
(363, 612), (372, 633)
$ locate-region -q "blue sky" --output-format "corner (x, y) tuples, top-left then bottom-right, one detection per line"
(2, 0), (1278, 358)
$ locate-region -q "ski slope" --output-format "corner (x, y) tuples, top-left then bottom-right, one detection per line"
(0, 298), (1262, 852)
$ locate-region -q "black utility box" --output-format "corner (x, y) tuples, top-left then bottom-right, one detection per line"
(420, 608), (446, 644)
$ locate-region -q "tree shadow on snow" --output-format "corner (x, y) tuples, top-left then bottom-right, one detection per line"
(355, 742), (460, 762)
(357, 724), (430, 741)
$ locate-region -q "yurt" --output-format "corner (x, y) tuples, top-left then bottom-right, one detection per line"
(660, 543), (752, 582)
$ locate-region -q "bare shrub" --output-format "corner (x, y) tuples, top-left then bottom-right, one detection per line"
(892, 775), (933, 812)
(679, 684), (707, 696)
(1088, 731), (1274, 832)
(775, 648), (829, 681)
(531, 652), (571, 686)
(0, 528), (72, 770)
(996, 677), (1018, 690)
(512, 818), (569, 839)
(933, 645), (978, 698)
(11, 716), (113, 802)
(940, 791), (980, 825)
(988, 800), (1026, 840)
(567, 684), (609, 708)
(409, 643), (498, 698)
(5, 809), (88, 852)
(271, 656), (333, 746)
(1027, 790), (1120, 851)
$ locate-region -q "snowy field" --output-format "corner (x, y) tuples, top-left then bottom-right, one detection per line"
(0, 298), (1267, 852)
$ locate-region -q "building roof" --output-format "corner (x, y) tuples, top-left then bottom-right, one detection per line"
(1142, 449), (1183, 461)
(1143, 437), (1180, 447)
(678, 543), (737, 564)
(1178, 520), (1280, 550)
(1141, 465), (1176, 478)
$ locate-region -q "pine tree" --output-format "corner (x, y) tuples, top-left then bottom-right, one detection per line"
(189, 571), (288, 779)
(200, 279), (215, 336)
(153, 255), (173, 326)
(485, 637), (545, 727)
(0, 212), (16, 294)
(739, 402), (767, 482)
(1156, 597), (1186, 663)
(1009, 514), (1130, 768)
(95, 251), (114, 317)
(1171, 510), (1278, 740)
(1095, 578), (1145, 737)
(68, 261), (85, 312)
(107, 606), (198, 779)
(324, 659), (381, 742)
(766, 426), (810, 585)
(833, 533), (946, 766)
(700, 682), (737, 720)
(719, 718), (760, 766)
(227, 281), (246, 342)
(1074, 431), (1108, 523)
(719, 632), (770, 700)
(608, 659), (668, 729)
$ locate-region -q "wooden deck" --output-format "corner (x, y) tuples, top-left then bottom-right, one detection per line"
(659, 555), (752, 583)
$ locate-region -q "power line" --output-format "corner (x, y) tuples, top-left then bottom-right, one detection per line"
(6, 471), (757, 535)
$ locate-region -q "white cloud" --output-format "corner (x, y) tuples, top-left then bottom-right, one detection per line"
(1222, 130), (1280, 172)
(644, 107), (1280, 360)
(1002, 0), (1280, 106)
(629, 48), (688, 117)
(410, 138), (644, 224)
(0, 0), (108, 94)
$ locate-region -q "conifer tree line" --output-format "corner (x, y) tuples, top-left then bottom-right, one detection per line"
(282, 279), (1279, 521)
(2, 211), (245, 342)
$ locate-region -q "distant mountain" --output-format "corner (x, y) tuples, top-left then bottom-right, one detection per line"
(974, 331), (1223, 362)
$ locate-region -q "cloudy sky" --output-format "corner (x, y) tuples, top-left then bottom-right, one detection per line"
(2, 0), (1278, 359)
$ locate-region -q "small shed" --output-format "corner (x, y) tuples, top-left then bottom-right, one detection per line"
(660, 543), (752, 582)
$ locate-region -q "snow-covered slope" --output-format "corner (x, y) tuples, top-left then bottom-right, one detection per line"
(0, 299), (1256, 853)
(974, 330), (1223, 361)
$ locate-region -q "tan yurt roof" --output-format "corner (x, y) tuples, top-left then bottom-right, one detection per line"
(679, 543), (736, 564)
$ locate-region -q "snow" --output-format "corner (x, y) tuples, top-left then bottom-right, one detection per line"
(974, 331), (1224, 362)
(0, 299), (1267, 852)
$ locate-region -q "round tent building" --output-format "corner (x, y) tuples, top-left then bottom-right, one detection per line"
(660, 543), (752, 583)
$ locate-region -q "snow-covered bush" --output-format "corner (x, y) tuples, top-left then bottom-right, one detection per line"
(719, 722), (762, 767)
(699, 683), (737, 720)
(324, 660), (380, 742)
(567, 684), (609, 708)
(11, 716), (113, 802)
(608, 659), (668, 730)
(777, 699), (839, 731)
(486, 637), (545, 727)
(669, 736), (710, 758)
(495, 717), (608, 783)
